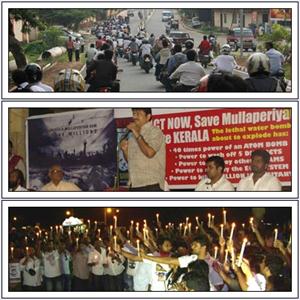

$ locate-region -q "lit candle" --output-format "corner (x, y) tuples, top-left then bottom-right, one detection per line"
(249, 217), (255, 232)
(113, 236), (117, 250)
(55, 225), (58, 234)
(60, 225), (63, 234)
(26, 246), (29, 255)
(179, 223), (183, 235)
(130, 220), (134, 227)
(98, 229), (101, 235)
(220, 224), (224, 238)
(208, 213), (211, 228)
(237, 238), (248, 267)
(195, 216), (200, 226)
(242, 223), (245, 229)
(24, 236), (28, 244)
(108, 246), (111, 254)
(127, 240), (131, 244)
(114, 216), (117, 229)
(10, 247), (14, 259)
(211, 215), (215, 227)
(231, 247), (235, 269)
(183, 225), (187, 236)
(136, 240), (140, 256)
(87, 220), (90, 229)
(127, 230), (130, 239)
(143, 219), (147, 228)
(224, 249), (229, 264)
(145, 229), (149, 240)
(76, 238), (79, 247)
(136, 222), (139, 233)
(223, 210), (227, 225)
(288, 234), (291, 247)
(50, 226), (53, 233)
(274, 228), (278, 242)
(155, 228), (158, 237)
(229, 223), (236, 241)
(156, 213), (159, 223)
(109, 225), (113, 237)
(188, 223), (192, 234)
(143, 228), (146, 240)
(195, 226), (199, 231)
(185, 217), (189, 226)
(36, 232), (39, 239)
(94, 221), (98, 231)
(68, 230), (71, 238)
(214, 246), (218, 259)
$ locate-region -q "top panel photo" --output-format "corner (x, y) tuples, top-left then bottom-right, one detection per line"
(2, 1), (298, 99)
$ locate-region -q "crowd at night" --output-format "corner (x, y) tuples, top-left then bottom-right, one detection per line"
(9, 207), (291, 292)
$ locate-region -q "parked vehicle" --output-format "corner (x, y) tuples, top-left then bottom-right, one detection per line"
(191, 17), (201, 27)
(226, 27), (257, 51)
(169, 31), (193, 45)
(162, 10), (174, 22)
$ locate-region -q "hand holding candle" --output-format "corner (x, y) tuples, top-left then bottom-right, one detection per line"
(237, 238), (248, 267)
(229, 223), (236, 241)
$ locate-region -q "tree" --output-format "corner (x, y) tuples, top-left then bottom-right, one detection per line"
(9, 9), (46, 68)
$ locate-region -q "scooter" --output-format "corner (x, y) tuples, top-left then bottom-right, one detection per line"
(140, 54), (153, 73)
(131, 51), (138, 66)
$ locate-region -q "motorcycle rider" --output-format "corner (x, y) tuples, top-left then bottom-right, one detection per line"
(149, 33), (155, 47)
(128, 37), (139, 61)
(86, 49), (119, 92)
(169, 49), (205, 92)
(265, 41), (285, 76)
(245, 52), (283, 92)
(139, 39), (152, 61)
(155, 39), (171, 81)
(24, 63), (54, 92)
(212, 44), (237, 74)
(54, 68), (85, 92)
(85, 43), (98, 67)
(183, 40), (194, 54)
(198, 35), (211, 56)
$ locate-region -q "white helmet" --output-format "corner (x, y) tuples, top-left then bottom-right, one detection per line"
(247, 52), (270, 76)
(54, 69), (85, 92)
(221, 44), (231, 55)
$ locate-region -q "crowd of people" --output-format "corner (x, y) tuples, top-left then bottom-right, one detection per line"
(9, 209), (292, 292)
(10, 12), (289, 93)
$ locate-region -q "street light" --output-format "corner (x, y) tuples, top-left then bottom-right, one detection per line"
(66, 210), (71, 217)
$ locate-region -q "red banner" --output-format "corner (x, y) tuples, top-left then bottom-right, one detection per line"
(150, 108), (291, 188)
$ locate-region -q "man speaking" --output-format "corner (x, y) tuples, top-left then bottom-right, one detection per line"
(120, 108), (166, 191)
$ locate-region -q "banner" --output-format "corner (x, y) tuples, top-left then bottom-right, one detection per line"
(115, 108), (292, 189)
(27, 109), (117, 191)
(270, 9), (292, 21)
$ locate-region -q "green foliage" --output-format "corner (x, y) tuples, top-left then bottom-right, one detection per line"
(257, 24), (291, 56)
(23, 40), (45, 54)
(39, 26), (65, 49)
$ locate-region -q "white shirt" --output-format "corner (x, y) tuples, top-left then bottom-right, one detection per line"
(86, 48), (98, 64)
(42, 250), (62, 278)
(88, 248), (107, 276)
(104, 254), (125, 276)
(143, 255), (171, 291)
(131, 261), (152, 291)
(140, 44), (152, 57)
(10, 185), (28, 192)
(213, 55), (237, 74)
(195, 175), (235, 191)
(237, 172), (282, 191)
(247, 273), (266, 291)
(20, 256), (43, 286)
(123, 40), (131, 50)
(41, 180), (81, 191)
(60, 250), (72, 275)
(170, 61), (206, 86)
(29, 82), (54, 92)
(74, 41), (81, 50)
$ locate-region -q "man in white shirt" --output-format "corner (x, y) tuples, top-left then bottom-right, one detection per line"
(169, 49), (206, 91)
(41, 164), (81, 191)
(59, 242), (72, 291)
(88, 240), (107, 291)
(85, 43), (98, 66)
(237, 149), (282, 191)
(19, 247), (42, 291)
(42, 242), (62, 291)
(195, 156), (234, 191)
(265, 41), (285, 76)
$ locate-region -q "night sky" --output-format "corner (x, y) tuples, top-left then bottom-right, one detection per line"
(9, 206), (291, 228)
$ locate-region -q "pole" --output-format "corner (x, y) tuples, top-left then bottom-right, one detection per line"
(239, 9), (244, 57)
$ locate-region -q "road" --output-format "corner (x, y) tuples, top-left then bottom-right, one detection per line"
(83, 9), (249, 92)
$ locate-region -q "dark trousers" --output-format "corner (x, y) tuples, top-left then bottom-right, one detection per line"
(23, 285), (41, 291)
(67, 49), (73, 62)
(105, 274), (124, 291)
(90, 273), (105, 291)
(75, 49), (80, 61)
(129, 183), (162, 191)
(72, 276), (89, 291)
(44, 276), (63, 291)
(62, 274), (72, 291)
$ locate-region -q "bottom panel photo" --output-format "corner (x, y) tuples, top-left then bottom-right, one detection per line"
(7, 206), (292, 294)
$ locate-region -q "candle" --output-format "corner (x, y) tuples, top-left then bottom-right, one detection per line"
(136, 222), (139, 233)
(195, 226), (199, 231)
(50, 226), (53, 233)
(68, 230), (71, 238)
(143, 228), (146, 240)
(156, 213), (159, 223)
(55, 225), (58, 234)
(274, 228), (278, 242)
(127, 240), (131, 244)
(155, 228), (158, 237)
(237, 238), (248, 267)
(26, 246), (29, 255)
(224, 249), (229, 264)
(249, 217), (255, 232)
(113, 236), (117, 250)
(10, 247), (14, 259)
(114, 216), (117, 228)
(130, 220), (134, 227)
(185, 217), (189, 226)
(231, 247), (235, 269)
(87, 220), (90, 229)
(76, 238), (79, 247)
(109, 225), (113, 237)
(136, 240), (140, 256)
(188, 223), (192, 234)
(60, 226), (63, 234)
(195, 216), (200, 226)
(36, 232), (39, 239)
(208, 213), (211, 228)
(145, 229), (149, 240)
(143, 219), (147, 228)
(179, 223), (182, 235)
(211, 215), (215, 227)
(108, 246), (111, 254)
(214, 246), (218, 259)
(98, 229), (101, 235)
(127, 230), (130, 239)
(288, 234), (291, 246)
(220, 224), (224, 238)
(183, 225), (187, 236)
(242, 223), (245, 229)
(94, 221), (98, 231)
(229, 223), (236, 241)
(24, 236), (28, 244)
(223, 210), (227, 225)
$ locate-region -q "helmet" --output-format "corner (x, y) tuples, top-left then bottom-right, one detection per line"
(221, 44), (231, 55)
(185, 39), (194, 49)
(24, 63), (42, 83)
(247, 53), (270, 76)
(54, 69), (85, 92)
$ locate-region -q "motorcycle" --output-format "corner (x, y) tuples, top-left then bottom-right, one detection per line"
(124, 48), (131, 61)
(198, 52), (211, 69)
(140, 54), (153, 73)
(116, 46), (124, 58)
(273, 69), (287, 92)
(131, 51), (138, 66)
